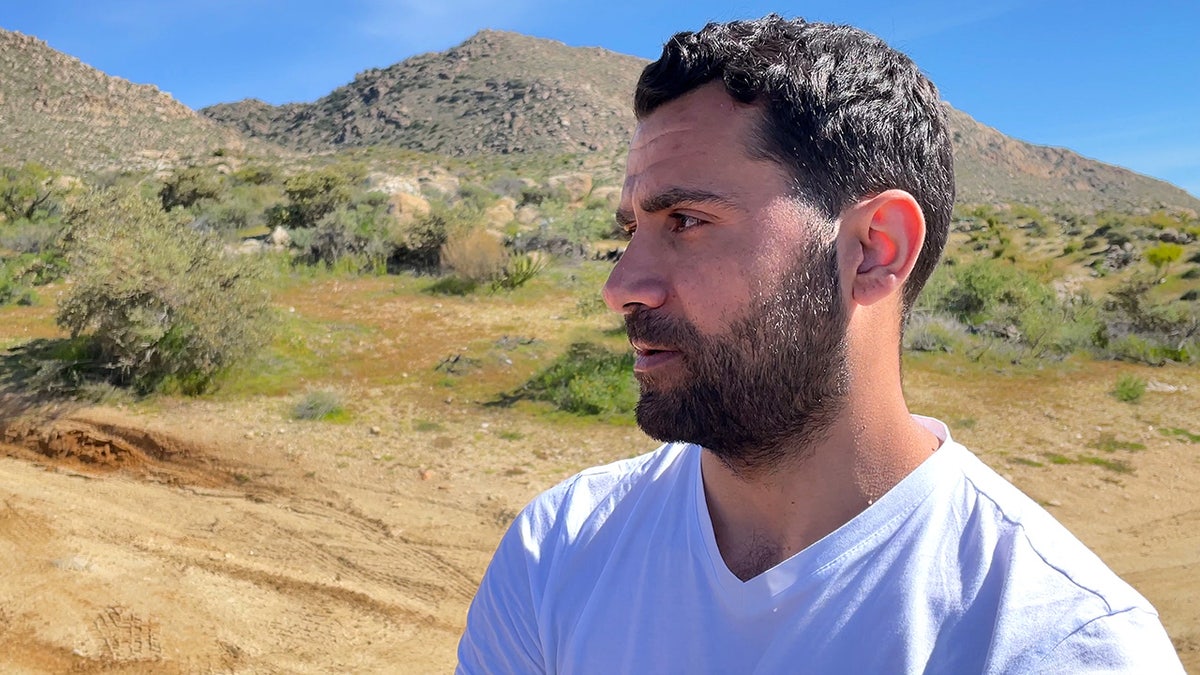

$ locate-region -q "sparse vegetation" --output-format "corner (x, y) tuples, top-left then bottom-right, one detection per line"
(1111, 375), (1147, 403)
(1089, 432), (1146, 452)
(292, 390), (349, 421)
(1160, 427), (1200, 443)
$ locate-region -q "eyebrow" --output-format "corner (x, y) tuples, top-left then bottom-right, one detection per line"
(614, 187), (740, 227)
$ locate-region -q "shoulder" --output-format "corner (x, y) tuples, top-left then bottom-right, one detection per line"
(457, 443), (694, 673)
(517, 442), (693, 551)
(933, 441), (1181, 671)
(950, 444), (1147, 609)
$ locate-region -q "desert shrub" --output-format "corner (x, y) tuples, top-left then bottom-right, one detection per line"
(1145, 242), (1184, 278)
(0, 162), (62, 222)
(917, 259), (1102, 360)
(231, 165), (276, 186)
(56, 188), (273, 394)
(939, 259), (1054, 324)
(903, 313), (967, 353)
(1104, 333), (1194, 366)
(1111, 375), (1146, 403)
(292, 390), (348, 421)
(492, 252), (547, 291)
(306, 195), (393, 273)
(1098, 278), (1199, 364)
(0, 249), (65, 304)
(391, 201), (479, 272)
(458, 182), (498, 211)
(272, 165), (365, 229)
(0, 261), (35, 305)
(519, 342), (636, 417)
(524, 200), (621, 252)
(159, 166), (223, 212)
(0, 218), (65, 254)
(440, 228), (508, 283)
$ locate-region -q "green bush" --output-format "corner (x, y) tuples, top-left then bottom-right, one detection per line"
(159, 166), (223, 212)
(1145, 242), (1184, 278)
(56, 188), (273, 394)
(519, 342), (636, 417)
(391, 201), (479, 272)
(272, 165), (365, 229)
(1111, 375), (1146, 403)
(0, 162), (62, 223)
(306, 195), (393, 273)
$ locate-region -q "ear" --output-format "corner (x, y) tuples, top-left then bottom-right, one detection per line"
(840, 190), (926, 307)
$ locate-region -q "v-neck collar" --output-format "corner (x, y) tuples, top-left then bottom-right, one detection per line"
(689, 417), (957, 614)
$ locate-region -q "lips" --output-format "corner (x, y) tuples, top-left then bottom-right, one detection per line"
(631, 341), (681, 372)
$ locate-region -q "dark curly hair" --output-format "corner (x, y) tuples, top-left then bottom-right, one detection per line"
(635, 15), (954, 314)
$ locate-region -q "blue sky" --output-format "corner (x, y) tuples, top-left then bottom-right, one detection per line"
(3, 1), (1198, 198)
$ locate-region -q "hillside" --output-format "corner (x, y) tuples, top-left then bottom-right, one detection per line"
(203, 30), (643, 157)
(0, 29), (277, 174)
(203, 30), (1200, 214)
(946, 107), (1199, 213)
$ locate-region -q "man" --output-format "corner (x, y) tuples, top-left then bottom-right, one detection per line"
(458, 15), (1183, 673)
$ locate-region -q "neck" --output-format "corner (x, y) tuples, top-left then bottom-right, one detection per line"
(702, 323), (939, 580)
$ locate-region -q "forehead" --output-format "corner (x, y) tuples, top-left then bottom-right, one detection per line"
(624, 82), (785, 197)
(628, 83), (760, 167)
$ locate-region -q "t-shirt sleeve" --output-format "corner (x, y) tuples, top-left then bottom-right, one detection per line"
(457, 509), (546, 674)
(1032, 608), (1185, 674)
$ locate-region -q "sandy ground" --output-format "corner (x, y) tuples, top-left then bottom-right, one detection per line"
(0, 280), (1196, 672)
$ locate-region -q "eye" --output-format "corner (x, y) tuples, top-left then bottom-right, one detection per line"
(669, 213), (706, 232)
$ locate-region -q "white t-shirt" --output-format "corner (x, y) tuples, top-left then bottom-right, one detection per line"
(458, 418), (1183, 674)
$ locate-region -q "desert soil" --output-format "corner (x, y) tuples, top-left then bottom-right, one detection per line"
(0, 281), (1197, 673)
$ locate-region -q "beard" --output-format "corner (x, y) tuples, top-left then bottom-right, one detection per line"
(626, 239), (849, 474)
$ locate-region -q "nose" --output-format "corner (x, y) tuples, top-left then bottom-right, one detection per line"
(602, 233), (669, 314)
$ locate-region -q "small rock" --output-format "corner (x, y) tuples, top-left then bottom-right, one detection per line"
(1046, 499), (1063, 507)
(1146, 380), (1178, 393)
(244, 431), (255, 439)
(369, 426), (382, 436)
(420, 469), (435, 481)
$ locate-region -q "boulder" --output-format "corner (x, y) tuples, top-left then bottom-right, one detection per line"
(547, 172), (593, 203)
(515, 205), (540, 226)
(269, 226), (291, 248)
(483, 197), (517, 229)
(389, 191), (431, 226)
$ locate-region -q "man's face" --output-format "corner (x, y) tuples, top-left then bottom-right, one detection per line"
(604, 82), (850, 470)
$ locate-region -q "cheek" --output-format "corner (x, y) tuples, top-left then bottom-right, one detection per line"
(677, 267), (753, 335)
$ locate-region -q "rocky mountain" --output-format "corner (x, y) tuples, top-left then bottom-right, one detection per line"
(945, 107), (1198, 213)
(0, 28), (276, 174)
(203, 30), (643, 158)
(204, 30), (1199, 214)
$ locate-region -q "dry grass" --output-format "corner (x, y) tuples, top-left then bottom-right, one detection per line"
(439, 228), (509, 283)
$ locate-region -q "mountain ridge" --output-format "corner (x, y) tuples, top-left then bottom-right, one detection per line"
(1, 24), (1195, 214)
(200, 30), (1198, 214)
(0, 28), (280, 174)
